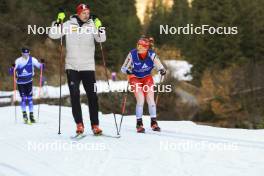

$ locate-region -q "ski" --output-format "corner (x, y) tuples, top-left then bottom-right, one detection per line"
(70, 134), (87, 140)
(91, 132), (121, 138)
(100, 133), (121, 138)
(92, 133), (121, 138)
(70, 133), (120, 140)
(135, 129), (162, 135)
(23, 121), (32, 125)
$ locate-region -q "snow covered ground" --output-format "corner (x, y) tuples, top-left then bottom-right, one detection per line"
(0, 104), (263, 176)
(164, 60), (193, 81)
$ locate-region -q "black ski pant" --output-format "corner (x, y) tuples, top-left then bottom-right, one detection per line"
(66, 69), (99, 126)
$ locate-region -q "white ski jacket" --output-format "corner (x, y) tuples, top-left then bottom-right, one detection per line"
(48, 15), (106, 71)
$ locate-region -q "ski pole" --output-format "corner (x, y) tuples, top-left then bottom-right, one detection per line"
(99, 42), (119, 135)
(155, 74), (164, 105)
(13, 68), (17, 123)
(37, 64), (43, 121)
(118, 80), (130, 134)
(58, 21), (64, 135)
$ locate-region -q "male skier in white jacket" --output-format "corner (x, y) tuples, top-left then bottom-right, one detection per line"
(49, 4), (106, 135)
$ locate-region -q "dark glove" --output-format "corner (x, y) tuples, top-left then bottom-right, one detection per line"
(159, 69), (166, 76)
(126, 70), (133, 75)
(90, 14), (98, 21)
(9, 67), (14, 75)
(39, 59), (45, 70)
(8, 64), (15, 75)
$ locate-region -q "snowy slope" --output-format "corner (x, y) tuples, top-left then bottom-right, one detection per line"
(0, 104), (264, 176)
(164, 60), (193, 81)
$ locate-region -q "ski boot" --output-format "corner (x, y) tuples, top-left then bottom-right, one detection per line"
(136, 119), (145, 133)
(22, 111), (28, 124)
(29, 112), (36, 123)
(76, 123), (84, 135)
(92, 125), (103, 136)
(151, 118), (161, 132)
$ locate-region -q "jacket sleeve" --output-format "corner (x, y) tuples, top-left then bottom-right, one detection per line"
(91, 20), (106, 43)
(151, 53), (165, 71)
(48, 21), (68, 39)
(121, 53), (133, 73)
(14, 59), (19, 70)
(94, 30), (106, 43)
(32, 57), (43, 69)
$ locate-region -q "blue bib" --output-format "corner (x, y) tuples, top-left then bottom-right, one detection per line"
(16, 57), (33, 84)
(131, 49), (155, 78)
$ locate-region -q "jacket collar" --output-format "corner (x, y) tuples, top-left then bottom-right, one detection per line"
(69, 15), (92, 26)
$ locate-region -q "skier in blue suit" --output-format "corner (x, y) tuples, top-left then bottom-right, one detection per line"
(11, 48), (44, 123)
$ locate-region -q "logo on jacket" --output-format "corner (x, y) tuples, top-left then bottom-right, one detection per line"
(71, 25), (78, 32)
(22, 69), (28, 74)
(142, 63), (148, 69)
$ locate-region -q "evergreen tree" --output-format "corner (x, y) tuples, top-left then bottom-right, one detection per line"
(169, 0), (190, 51)
(89, 0), (141, 70)
(187, 0), (242, 81)
(147, 0), (170, 45)
(234, 0), (264, 62)
(0, 0), (141, 89)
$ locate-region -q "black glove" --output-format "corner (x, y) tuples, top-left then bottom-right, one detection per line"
(159, 69), (166, 76)
(40, 59), (45, 63)
(90, 14), (98, 21)
(126, 70), (133, 75)
(9, 65), (15, 75)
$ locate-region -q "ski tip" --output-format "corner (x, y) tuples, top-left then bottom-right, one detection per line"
(25, 122), (32, 125)
(94, 133), (121, 138)
(114, 135), (121, 138)
(71, 134), (87, 140)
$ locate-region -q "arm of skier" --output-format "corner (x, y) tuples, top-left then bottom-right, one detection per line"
(48, 10), (67, 39)
(92, 16), (106, 43)
(32, 57), (44, 70)
(121, 53), (133, 74)
(48, 21), (68, 39)
(152, 53), (166, 75)
(14, 60), (19, 70)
